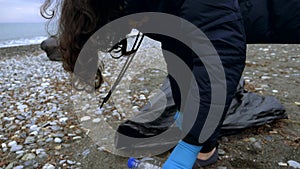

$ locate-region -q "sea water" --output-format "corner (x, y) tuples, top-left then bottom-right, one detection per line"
(0, 23), (49, 48)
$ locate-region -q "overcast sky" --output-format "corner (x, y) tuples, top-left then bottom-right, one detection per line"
(0, 0), (47, 23)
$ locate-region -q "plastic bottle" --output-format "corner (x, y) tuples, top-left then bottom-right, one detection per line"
(127, 157), (162, 169)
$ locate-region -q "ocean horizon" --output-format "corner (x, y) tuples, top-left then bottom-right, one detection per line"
(0, 22), (51, 48)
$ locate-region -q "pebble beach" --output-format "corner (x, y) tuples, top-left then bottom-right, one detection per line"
(0, 43), (299, 169)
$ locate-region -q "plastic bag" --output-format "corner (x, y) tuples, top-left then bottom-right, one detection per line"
(116, 77), (287, 149)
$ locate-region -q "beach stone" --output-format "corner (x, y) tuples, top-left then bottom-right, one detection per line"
(16, 115), (25, 120)
(217, 167), (227, 169)
(16, 153), (23, 159)
(38, 152), (48, 159)
(36, 140), (46, 146)
(24, 136), (36, 144)
(59, 160), (66, 165)
(5, 162), (15, 169)
(23, 160), (38, 167)
(67, 160), (76, 165)
(218, 149), (226, 155)
(19, 132), (27, 139)
(73, 136), (82, 140)
(16, 150), (25, 155)
(8, 141), (17, 147)
(249, 137), (257, 143)
(278, 162), (288, 167)
(252, 141), (263, 152)
(13, 166), (24, 169)
(221, 137), (229, 142)
(29, 131), (38, 136)
(92, 118), (101, 123)
(51, 125), (61, 131)
(80, 116), (91, 122)
(21, 153), (36, 161)
(42, 164), (55, 169)
(53, 132), (64, 138)
(29, 125), (39, 132)
(40, 36), (62, 61)
(82, 149), (91, 157)
(10, 145), (23, 152)
(261, 75), (271, 80)
(54, 138), (62, 143)
(45, 137), (53, 143)
(59, 117), (68, 124)
(2, 143), (7, 149)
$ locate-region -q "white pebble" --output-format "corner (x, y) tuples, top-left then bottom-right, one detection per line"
(261, 75), (271, 80)
(42, 163), (55, 169)
(29, 125), (39, 132)
(92, 118), (101, 123)
(73, 136), (82, 140)
(8, 141), (17, 147)
(80, 116), (91, 122)
(288, 160), (300, 168)
(13, 166), (24, 169)
(54, 138), (62, 143)
(1, 143), (7, 148)
(67, 160), (76, 165)
(139, 94), (146, 100)
(278, 162), (288, 167)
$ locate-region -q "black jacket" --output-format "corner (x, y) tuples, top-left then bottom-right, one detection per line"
(124, 0), (246, 145)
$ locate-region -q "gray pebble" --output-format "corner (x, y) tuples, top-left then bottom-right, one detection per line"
(221, 137), (229, 142)
(45, 137), (53, 143)
(29, 125), (39, 132)
(59, 160), (66, 165)
(82, 149), (90, 158)
(36, 140), (46, 146)
(218, 149), (226, 155)
(5, 162), (15, 169)
(51, 125), (61, 131)
(21, 153), (36, 161)
(67, 160), (76, 165)
(16, 150), (25, 155)
(53, 132), (64, 138)
(19, 132), (27, 139)
(249, 137), (257, 143)
(217, 167), (227, 169)
(8, 125), (17, 131)
(23, 160), (35, 167)
(16, 115), (25, 120)
(38, 152), (48, 159)
(24, 136), (36, 144)
(252, 141), (263, 151)
(13, 166), (24, 169)
(42, 163), (55, 169)
(10, 145), (23, 152)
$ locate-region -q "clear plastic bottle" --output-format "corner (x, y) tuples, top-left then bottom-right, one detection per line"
(127, 157), (162, 169)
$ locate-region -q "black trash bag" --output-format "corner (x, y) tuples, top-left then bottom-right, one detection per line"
(220, 79), (287, 136)
(115, 78), (180, 151)
(116, 77), (287, 149)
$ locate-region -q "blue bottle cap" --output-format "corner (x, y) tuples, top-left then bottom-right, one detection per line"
(127, 157), (137, 168)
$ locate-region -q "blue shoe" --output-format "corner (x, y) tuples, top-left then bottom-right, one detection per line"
(193, 148), (218, 168)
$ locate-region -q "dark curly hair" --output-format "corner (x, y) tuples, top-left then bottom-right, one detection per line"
(41, 0), (124, 89)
